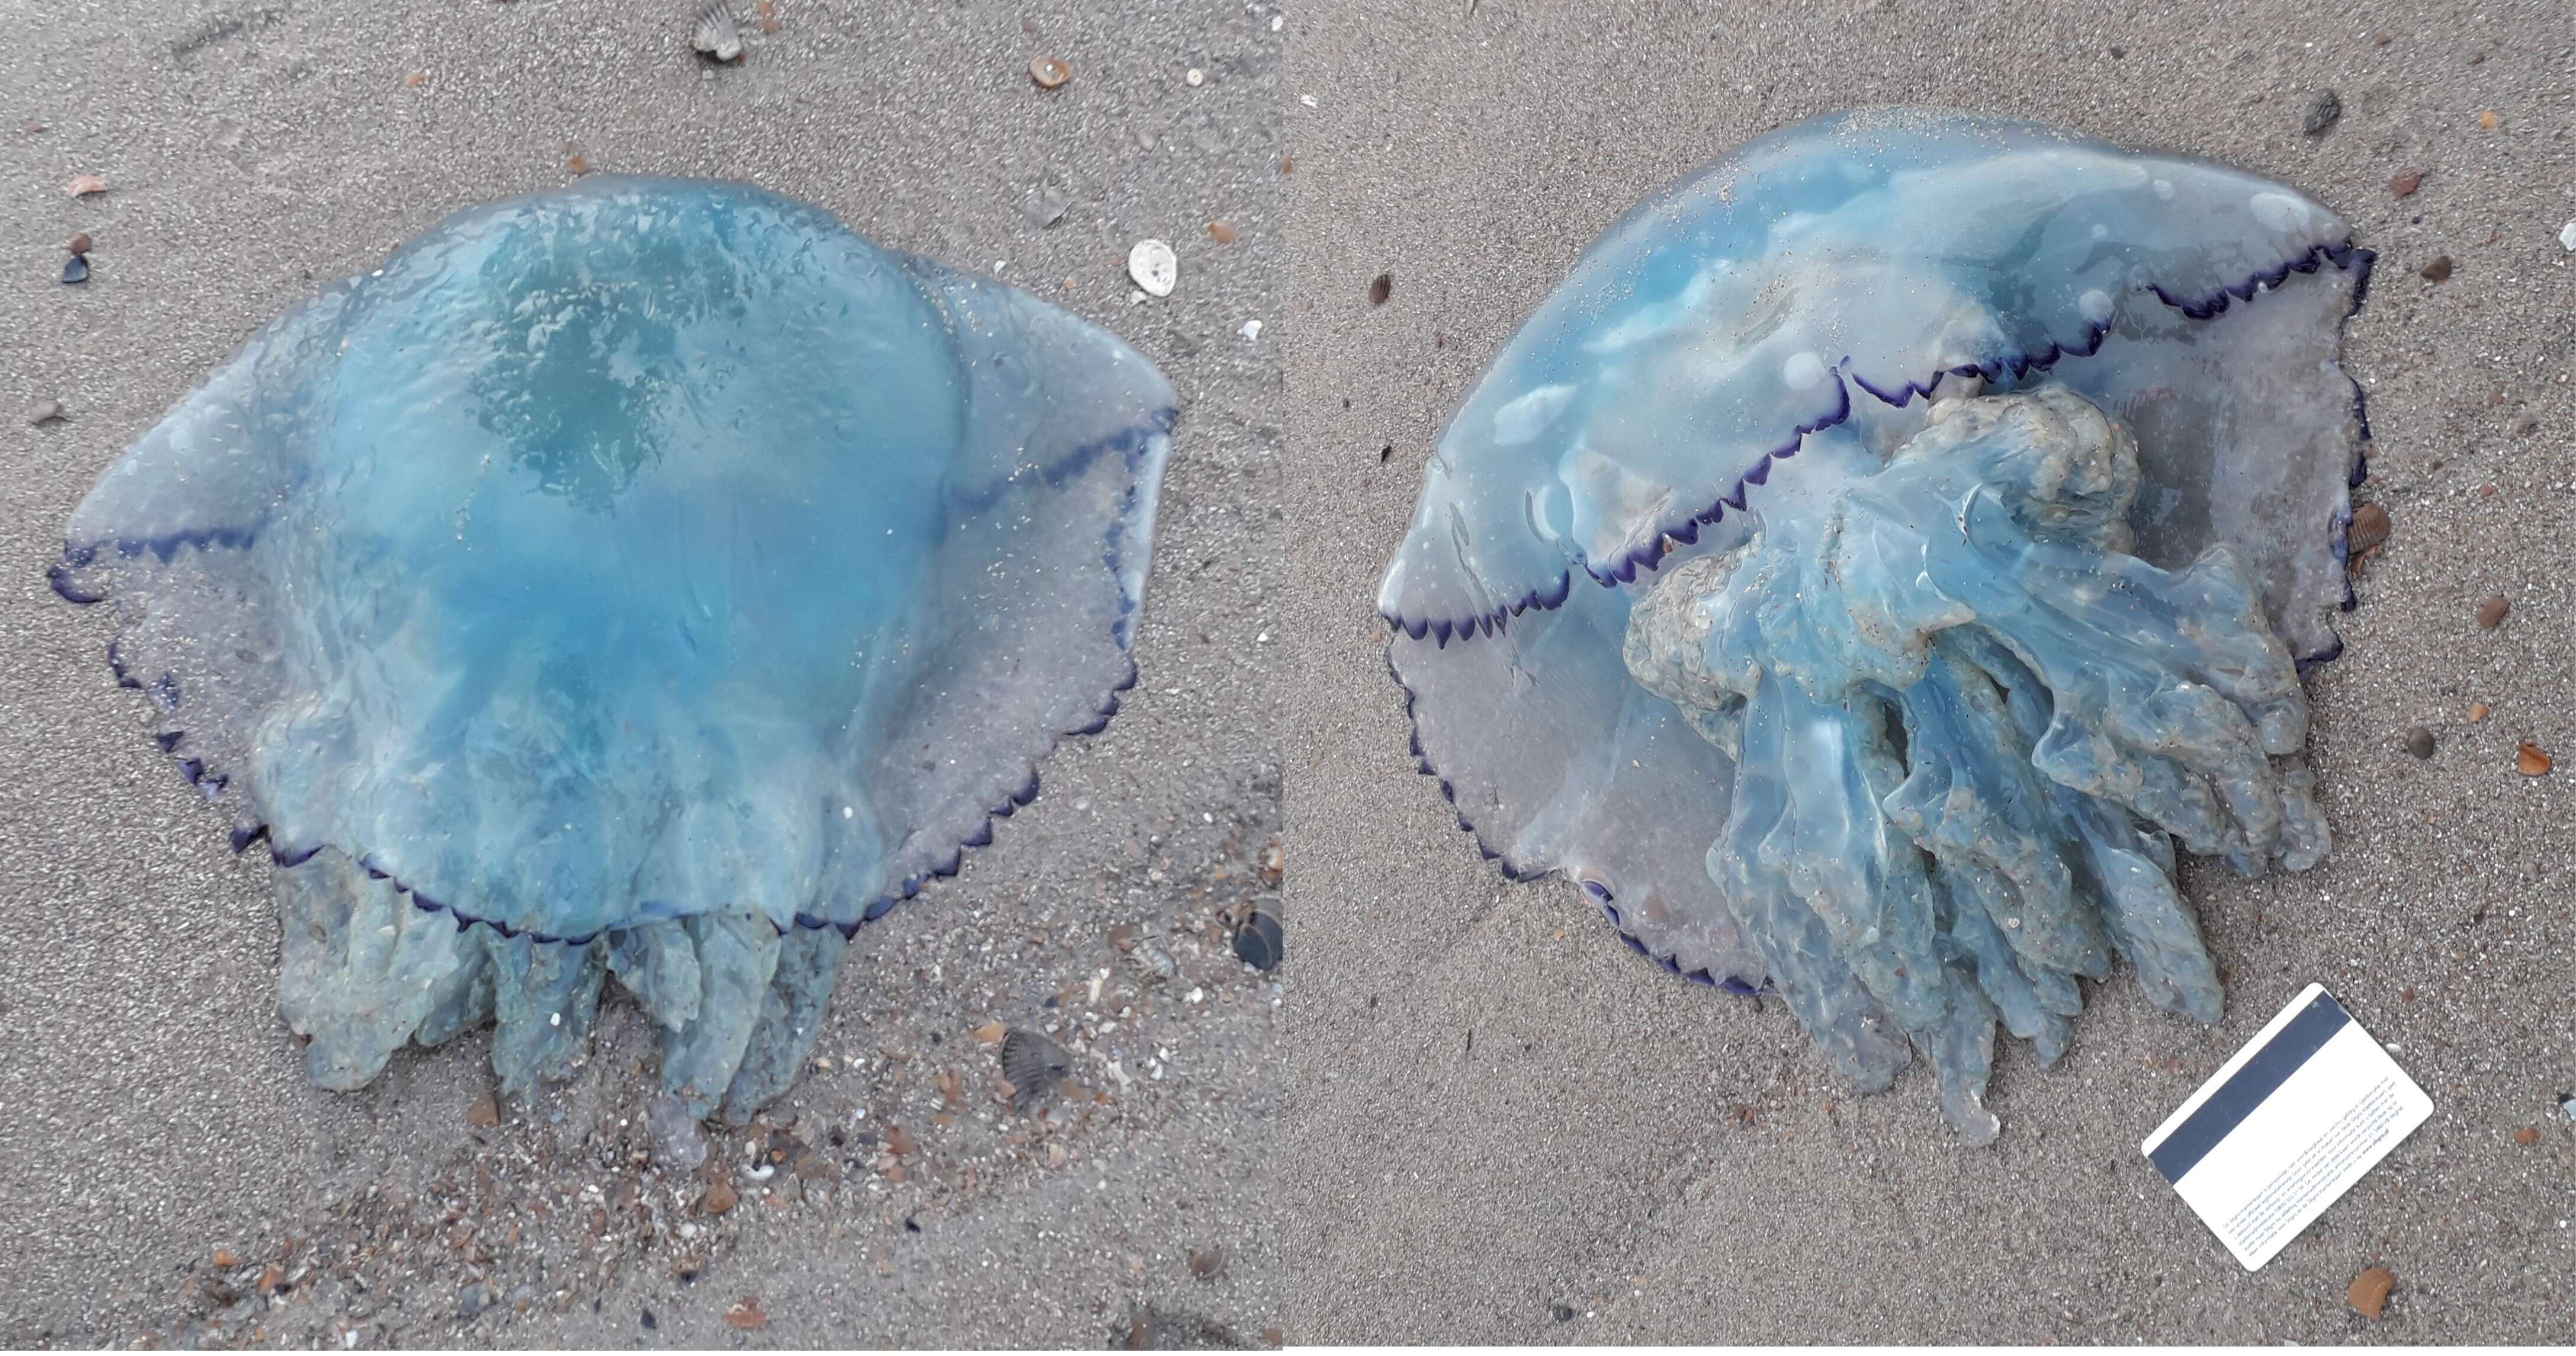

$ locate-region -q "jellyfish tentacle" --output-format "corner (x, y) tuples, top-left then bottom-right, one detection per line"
(1843, 390), (2321, 870)
(1887, 645), (2112, 986)
(606, 921), (706, 1033)
(718, 925), (850, 1124)
(656, 909), (787, 1119)
(277, 849), (473, 1089)
(1925, 971), (2004, 1146)
(1627, 386), (2324, 1137)
(483, 932), (611, 1094)
(1948, 629), (2225, 1025)
(413, 938), (497, 1049)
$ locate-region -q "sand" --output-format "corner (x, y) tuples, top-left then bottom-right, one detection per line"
(1280, 0), (2576, 1342)
(0, 0), (1282, 1346)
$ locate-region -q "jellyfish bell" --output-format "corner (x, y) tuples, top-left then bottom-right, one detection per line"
(1381, 108), (2371, 1142)
(54, 177), (1174, 1129)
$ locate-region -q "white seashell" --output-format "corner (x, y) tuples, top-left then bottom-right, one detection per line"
(692, 4), (744, 62)
(1127, 239), (1177, 297)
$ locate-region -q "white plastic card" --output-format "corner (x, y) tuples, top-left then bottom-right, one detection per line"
(2141, 983), (2432, 1271)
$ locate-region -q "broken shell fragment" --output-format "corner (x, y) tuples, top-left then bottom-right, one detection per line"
(1127, 238), (1177, 297)
(692, 4), (744, 62)
(1029, 56), (1071, 89)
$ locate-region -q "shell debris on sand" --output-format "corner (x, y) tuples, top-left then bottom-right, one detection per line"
(1000, 1027), (1072, 1114)
(1129, 238), (1177, 297)
(692, 4), (744, 62)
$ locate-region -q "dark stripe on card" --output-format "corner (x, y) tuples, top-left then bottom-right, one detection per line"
(2148, 991), (2353, 1185)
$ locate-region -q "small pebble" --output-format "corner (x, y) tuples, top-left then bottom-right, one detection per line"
(1126, 239), (1176, 297)
(1239, 319), (1263, 341)
(2388, 169), (2423, 197)
(2513, 1127), (2540, 1145)
(1020, 184), (1069, 229)
(2404, 726), (2433, 759)
(2468, 701), (2490, 723)
(1367, 271), (1392, 306)
(2478, 110), (2498, 130)
(2561, 220), (2576, 252)
(465, 1094), (499, 1127)
(722, 1296), (766, 1329)
(641, 1309), (657, 1331)
(66, 232), (91, 255)
(1029, 56), (1070, 89)
(2418, 255), (2452, 283)
(27, 400), (65, 425)
(1185, 67), (1205, 86)
(2517, 742), (2553, 777)
(2476, 594), (2510, 629)
(2345, 501), (2389, 555)
(699, 1178), (738, 1215)
(213, 1249), (240, 1270)
(1206, 220), (1237, 244)
(2301, 89), (2342, 136)
(1186, 1247), (1225, 1279)
(1552, 1304), (1576, 1323)
(60, 254), (87, 284)
(2347, 1265), (2395, 1320)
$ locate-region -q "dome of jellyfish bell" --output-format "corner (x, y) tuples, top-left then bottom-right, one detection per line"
(1380, 109), (2371, 1143)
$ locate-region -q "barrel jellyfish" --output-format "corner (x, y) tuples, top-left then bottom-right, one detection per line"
(53, 177), (1175, 1134)
(1379, 109), (2371, 1142)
